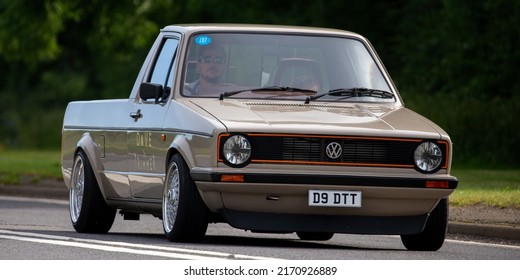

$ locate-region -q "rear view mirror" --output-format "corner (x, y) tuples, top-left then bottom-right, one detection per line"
(139, 82), (163, 103)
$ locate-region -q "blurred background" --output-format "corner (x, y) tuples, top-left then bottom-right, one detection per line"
(0, 0), (518, 168)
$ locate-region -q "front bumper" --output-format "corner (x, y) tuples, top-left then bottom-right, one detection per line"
(191, 171), (458, 189)
(192, 169), (457, 220)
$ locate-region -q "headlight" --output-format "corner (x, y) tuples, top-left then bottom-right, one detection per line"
(222, 135), (252, 167)
(414, 142), (443, 173)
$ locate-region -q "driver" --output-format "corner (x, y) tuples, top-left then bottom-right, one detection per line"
(187, 44), (227, 95)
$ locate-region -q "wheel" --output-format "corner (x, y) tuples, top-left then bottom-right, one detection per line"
(162, 154), (209, 242)
(401, 198), (449, 251)
(296, 232), (334, 241)
(69, 150), (116, 233)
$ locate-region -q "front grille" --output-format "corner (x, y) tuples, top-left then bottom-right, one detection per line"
(219, 134), (448, 168)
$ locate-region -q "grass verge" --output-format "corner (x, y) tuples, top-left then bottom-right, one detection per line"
(450, 169), (520, 209)
(1, 150), (519, 208)
(0, 150), (62, 184)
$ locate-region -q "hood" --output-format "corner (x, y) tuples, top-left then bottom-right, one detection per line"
(187, 99), (446, 139)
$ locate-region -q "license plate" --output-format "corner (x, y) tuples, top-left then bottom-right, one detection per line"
(308, 190), (362, 207)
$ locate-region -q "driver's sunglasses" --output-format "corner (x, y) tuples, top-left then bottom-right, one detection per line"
(199, 56), (225, 64)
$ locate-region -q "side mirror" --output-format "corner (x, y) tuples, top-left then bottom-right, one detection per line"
(139, 82), (163, 103)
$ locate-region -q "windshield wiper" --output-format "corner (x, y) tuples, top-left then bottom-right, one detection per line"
(220, 86), (316, 100)
(304, 87), (395, 104)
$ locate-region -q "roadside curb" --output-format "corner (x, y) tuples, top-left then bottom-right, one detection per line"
(0, 182), (68, 200)
(1, 183), (519, 241)
(448, 222), (520, 240)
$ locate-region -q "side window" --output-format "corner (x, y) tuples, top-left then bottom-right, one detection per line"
(149, 38), (179, 91)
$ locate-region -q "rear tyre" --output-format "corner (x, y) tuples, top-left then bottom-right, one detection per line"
(401, 198), (448, 251)
(69, 151), (116, 233)
(296, 232), (334, 241)
(162, 154), (209, 242)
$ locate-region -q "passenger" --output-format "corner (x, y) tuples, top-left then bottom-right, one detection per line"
(291, 75), (320, 93)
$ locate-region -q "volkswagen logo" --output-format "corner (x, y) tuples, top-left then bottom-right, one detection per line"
(326, 142), (342, 159)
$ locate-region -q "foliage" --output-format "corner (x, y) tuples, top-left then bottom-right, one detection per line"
(393, 0), (520, 167)
(0, 0), (518, 167)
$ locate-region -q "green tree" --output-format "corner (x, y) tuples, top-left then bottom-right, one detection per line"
(0, 0), (167, 148)
(0, 0), (518, 167)
(392, 0), (520, 166)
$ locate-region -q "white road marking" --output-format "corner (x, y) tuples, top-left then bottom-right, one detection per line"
(0, 195), (69, 206)
(2, 196), (518, 252)
(0, 229), (279, 260)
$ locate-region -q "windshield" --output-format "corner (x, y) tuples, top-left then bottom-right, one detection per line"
(182, 32), (394, 103)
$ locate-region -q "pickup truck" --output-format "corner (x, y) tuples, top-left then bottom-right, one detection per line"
(61, 24), (458, 251)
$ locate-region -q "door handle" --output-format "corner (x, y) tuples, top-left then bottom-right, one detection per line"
(130, 109), (143, 121)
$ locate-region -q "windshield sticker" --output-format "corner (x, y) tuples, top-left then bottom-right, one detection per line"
(195, 35), (211, 46)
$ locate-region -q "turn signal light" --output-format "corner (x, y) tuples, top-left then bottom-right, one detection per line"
(220, 174), (245, 182)
(426, 180), (449, 189)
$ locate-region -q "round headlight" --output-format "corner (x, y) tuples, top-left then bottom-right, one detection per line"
(414, 142), (443, 172)
(222, 135), (252, 166)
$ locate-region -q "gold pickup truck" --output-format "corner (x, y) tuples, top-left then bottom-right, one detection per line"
(61, 24), (458, 251)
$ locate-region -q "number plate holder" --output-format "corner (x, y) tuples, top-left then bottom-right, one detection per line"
(308, 190), (362, 207)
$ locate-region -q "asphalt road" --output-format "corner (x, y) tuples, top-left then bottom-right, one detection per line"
(1, 195), (519, 260)
(1, 195), (519, 280)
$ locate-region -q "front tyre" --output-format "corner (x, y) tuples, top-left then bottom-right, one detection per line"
(401, 198), (449, 251)
(162, 154), (208, 242)
(69, 150), (116, 233)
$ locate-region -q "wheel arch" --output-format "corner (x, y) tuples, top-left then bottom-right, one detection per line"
(73, 133), (107, 199)
(166, 134), (197, 171)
